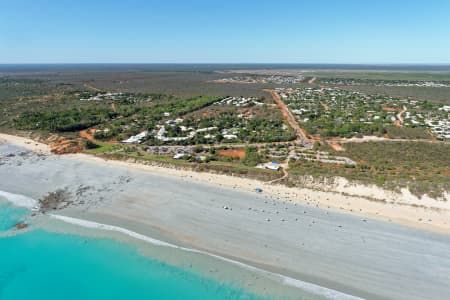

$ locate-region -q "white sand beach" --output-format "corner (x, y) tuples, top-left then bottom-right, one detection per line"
(2, 133), (449, 235)
(2, 133), (450, 300)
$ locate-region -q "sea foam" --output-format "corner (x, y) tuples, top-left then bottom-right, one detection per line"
(50, 214), (364, 300)
(0, 190), (38, 209)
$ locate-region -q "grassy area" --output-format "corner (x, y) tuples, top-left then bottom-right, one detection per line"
(84, 141), (123, 154)
(385, 126), (432, 139)
(289, 141), (450, 198)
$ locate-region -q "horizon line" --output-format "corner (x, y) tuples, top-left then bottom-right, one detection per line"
(1, 62), (450, 66)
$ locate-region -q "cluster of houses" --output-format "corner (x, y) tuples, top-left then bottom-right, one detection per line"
(321, 78), (450, 88)
(79, 91), (152, 103)
(146, 146), (195, 155)
(277, 87), (450, 139)
(152, 108), (249, 142)
(214, 75), (304, 85)
(122, 131), (149, 144)
(425, 105), (450, 140)
(278, 87), (406, 125)
(115, 92), (294, 146)
(265, 147), (289, 159)
(152, 125), (240, 142)
(146, 146), (197, 160)
(155, 123), (220, 142)
(216, 96), (264, 107)
(80, 92), (123, 101)
(427, 119), (450, 140)
(441, 105), (450, 112)
(121, 109), (244, 144)
(146, 145), (210, 161)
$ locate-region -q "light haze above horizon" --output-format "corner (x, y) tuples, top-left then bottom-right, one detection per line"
(1, 0), (450, 64)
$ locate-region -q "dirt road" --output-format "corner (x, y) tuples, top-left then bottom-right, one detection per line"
(396, 106), (407, 126)
(265, 89), (310, 144)
(320, 101), (329, 110)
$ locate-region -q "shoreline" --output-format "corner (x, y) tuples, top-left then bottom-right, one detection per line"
(2, 132), (449, 235)
(0, 192), (362, 300)
(2, 132), (450, 299)
(49, 214), (362, 300)
(0, 201), (319, 300)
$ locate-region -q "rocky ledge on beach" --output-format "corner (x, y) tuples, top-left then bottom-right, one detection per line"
(38, 189), (74, 213)
(15, 222), (28, 230)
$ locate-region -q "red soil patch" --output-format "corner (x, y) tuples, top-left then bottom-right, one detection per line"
(79, 129), (95, 141)
(202, 111), (213, 117)
(47, 134), (60, 142)
(217, 149), (246, 159)
(79, 129), (118, 144)
(50, 138), (84, 154)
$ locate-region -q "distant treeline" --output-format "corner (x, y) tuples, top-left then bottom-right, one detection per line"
(13, 95), (221, 134)
(14, 108), (119, 132)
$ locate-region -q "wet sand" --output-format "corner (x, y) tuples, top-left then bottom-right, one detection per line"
(1, 135), (450, 299)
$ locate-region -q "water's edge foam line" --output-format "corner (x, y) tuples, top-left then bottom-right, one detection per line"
(50, 214), (363, 300)
(0, 190), (38, 209)
(0, 190), (363, 300)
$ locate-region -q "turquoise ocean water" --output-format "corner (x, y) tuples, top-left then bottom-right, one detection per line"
(0, 202), (273, 300)
(0, 203), (28, 231)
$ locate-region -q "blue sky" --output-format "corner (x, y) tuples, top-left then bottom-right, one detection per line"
(1, 0), (450, 64)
